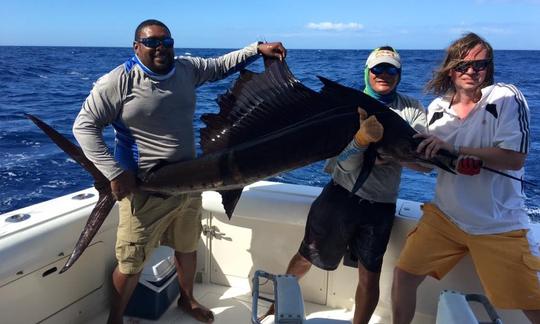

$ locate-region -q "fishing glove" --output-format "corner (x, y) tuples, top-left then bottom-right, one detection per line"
(455, 155), (483, 176)
(354, 108), (384, 147)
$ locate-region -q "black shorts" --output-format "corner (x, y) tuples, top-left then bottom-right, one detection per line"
(298, 181), (396, 273)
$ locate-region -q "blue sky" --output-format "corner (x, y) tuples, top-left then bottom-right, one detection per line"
(1, 0), (539, 50)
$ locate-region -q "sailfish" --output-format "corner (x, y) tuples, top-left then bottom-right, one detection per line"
(26, 58), (532, 273)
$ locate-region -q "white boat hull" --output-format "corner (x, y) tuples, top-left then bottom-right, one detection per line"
(0, 181), (534, 323)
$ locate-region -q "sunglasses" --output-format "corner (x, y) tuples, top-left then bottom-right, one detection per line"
(453, 59), (491, 73)
(370, 64), (400, 76)
(137, 37), (174, 48)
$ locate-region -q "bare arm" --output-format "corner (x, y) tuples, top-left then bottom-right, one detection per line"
(415, 133), (526, 171)
(459, 146), (526, 170)
(189, 42), (287, 86)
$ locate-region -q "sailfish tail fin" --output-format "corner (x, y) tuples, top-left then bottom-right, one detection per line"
(24, 114), (110, 191)
(25, 114), (115, 273)
(59, 192), (116, 273)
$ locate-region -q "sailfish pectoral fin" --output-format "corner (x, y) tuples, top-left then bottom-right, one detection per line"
(218, 188), (244, 219)
(351, 146), (377, 195)
(25, 113), (115, 273)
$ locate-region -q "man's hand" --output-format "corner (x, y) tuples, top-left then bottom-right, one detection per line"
(413, 133), (453, 159)
(455, 155), (483, 176)
(110, 170), (136, 200)
(354, 107), (383, 147)
(257, 42), (287, 61)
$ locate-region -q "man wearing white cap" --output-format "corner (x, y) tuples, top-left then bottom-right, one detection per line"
(363, 46), (403, 104)
(260, 46), (427, 324)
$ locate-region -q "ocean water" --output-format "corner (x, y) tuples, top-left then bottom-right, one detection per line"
(0, 46), (538, 222)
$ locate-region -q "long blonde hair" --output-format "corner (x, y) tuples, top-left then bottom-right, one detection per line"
(426, 32), (494, 97)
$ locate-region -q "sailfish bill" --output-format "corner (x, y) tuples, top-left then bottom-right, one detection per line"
(26, 59), (534, 273)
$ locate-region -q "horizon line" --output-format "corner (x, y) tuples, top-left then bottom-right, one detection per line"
(1, 44), (538, 51)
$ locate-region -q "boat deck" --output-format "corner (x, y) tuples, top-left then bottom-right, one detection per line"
(87, 282), (355, 324)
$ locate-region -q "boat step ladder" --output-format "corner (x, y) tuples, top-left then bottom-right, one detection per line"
(436, 290), (502, 324)
(251, 270), (305, 324)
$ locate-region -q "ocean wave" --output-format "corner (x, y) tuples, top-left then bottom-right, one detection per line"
(1, 153), (31, 163)
(43, 179), (70, 188)
(1, 189), (45, 212)
(21, 139), (41, 147)
(527, 208), (540, 223)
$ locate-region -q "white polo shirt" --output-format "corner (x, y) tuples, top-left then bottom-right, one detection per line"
(428, 83), (531, 234)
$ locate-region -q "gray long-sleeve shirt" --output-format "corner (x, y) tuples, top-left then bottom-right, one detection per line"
(73, 43), (260, 180)
(325, 93), (426, 203)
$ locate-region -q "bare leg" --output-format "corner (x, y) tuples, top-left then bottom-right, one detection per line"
(259, 252), (313, 321)
(391, 267), (426, 324)
(353, 264), (381, 324)
(107, 266), (141, 324)
(175, 251), (214, 323)
(286, 252), (313, 278)
(524, 310), (540, 324)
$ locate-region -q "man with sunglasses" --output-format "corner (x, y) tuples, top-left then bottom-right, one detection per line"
(72, 19), (286, 324)
(392, 33), (539, 324)
(260, 46), (427, 324)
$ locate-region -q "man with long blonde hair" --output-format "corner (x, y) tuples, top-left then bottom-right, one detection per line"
(391, 32), (539, 324)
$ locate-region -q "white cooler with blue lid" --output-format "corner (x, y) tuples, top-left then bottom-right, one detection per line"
(124, 246), (180, 320)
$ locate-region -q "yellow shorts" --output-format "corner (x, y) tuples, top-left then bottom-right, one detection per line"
(115, 192), (203, 274)
(397, 203), (540, 309)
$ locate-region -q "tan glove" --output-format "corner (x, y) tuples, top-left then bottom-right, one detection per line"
(354, 107), (384, 146)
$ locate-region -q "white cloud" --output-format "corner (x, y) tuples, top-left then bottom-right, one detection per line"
(306, 22), (364, 32)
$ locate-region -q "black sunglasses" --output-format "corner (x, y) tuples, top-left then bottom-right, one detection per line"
(453, 59), (491, 73)
(370, 64), (400, 76)
(137, 37), (174, 48)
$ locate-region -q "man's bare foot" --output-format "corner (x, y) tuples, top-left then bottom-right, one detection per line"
(257, 303), (275, 322)
(177, 295), (214, 323)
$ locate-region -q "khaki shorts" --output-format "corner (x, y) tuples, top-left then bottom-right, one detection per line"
(397, 203), (540, 309)
(115, 192), (203, 274)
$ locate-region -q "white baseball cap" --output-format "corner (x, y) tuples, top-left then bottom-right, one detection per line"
(366, 48), (401, 69)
